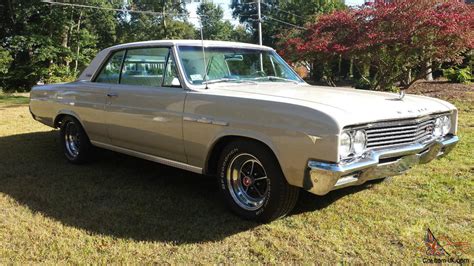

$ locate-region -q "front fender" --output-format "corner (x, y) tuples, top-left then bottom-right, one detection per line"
(183, 92), (341, 188)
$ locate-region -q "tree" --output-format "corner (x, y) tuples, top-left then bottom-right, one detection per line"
(117, 0), (195, 43)
(0, 0), (120, 91)
(0, 0), (196, 91)
(0, 47), (13, 74)
(231, 25), (253, 43)
(196, 2), (234, 41)
(279, 0), (474, 90)
(231, 0), (345, 47)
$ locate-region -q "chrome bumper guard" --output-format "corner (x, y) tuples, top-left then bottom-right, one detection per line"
(306, 135), (459, 195)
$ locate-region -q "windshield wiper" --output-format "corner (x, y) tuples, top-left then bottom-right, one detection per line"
(202, 78), (257, 85)
(252, 76), (300, 84)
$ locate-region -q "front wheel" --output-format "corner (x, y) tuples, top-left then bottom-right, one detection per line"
(218, 140), (299, 222)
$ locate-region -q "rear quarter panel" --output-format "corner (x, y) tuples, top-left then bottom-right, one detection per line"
(30, 81), (109, 143)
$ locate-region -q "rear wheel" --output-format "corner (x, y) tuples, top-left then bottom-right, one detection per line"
(59, 116), (92, 164)
(218, 140), (299, 222)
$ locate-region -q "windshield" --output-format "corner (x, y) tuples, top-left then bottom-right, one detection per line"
(177, 46), (303, 85)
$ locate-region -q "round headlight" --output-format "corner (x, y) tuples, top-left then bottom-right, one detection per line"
(441, 116), (451, 135)
(353, 130), (367, 155)
(339, 132), (352, 159)
(433, 117), (443, 137)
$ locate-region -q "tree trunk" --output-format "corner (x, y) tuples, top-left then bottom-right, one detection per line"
(349, 57), (354, 79)
(337, 54), (342, 79)
(74, 11), (83, 73)
(425, 60), (433, 81)
(6, 0), (16, 24)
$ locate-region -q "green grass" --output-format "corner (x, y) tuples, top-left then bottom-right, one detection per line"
(0, 93), (29, 105)
(0, 93), (472, 263)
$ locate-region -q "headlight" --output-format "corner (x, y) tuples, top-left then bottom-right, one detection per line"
(353, 130), (367, 155)
(433, 115), (451, 137)
(433, 117), (443, 137)
(339, 130), (367, 159)
(441, 116), (451, 135)
(339, 132), (352, 158)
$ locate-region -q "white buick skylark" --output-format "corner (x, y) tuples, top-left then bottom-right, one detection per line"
(29, 40), (459, 222)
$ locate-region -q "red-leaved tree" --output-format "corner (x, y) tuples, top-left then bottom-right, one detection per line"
(278, 0), (474, 90)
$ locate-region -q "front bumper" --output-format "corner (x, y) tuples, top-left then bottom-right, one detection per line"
(306, 135), (459, 195)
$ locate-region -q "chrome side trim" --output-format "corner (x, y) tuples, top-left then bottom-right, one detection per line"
(183, 116), (229, 126)
(90, 141), (203, 174)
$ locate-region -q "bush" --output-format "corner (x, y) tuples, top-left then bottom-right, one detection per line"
(354, 78), (372, 90)
(443, 67), (472, 84)
(43, 65), (77, 84)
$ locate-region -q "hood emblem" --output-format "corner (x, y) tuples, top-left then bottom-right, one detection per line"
(398, 90), (405, 100)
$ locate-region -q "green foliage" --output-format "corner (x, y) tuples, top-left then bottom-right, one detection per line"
(43, 65), (77, 84)
(1, 0), (120, 91)
(0, 0), (199, 92)
(117, 0), (196, 43)
(231, 25), (253, 43)
(197, 2), (232, 40)
(0, 47), (13, 74)
(443, 66), (472, 84)
(354, 77), (372, 90)
(0, 93), (29, 105)
(231, 0), (345, 47)
(197, 2), (252, 42)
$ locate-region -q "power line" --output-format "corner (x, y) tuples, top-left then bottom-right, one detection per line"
(265, 16), (307, 30)
(41, 0), (193, 18)
(261, 2), (306, 20)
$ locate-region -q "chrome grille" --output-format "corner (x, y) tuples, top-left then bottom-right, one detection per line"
(366, 118), (435, 149)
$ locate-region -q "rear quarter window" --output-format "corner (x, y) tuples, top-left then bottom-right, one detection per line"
(95, 50), (125, 84)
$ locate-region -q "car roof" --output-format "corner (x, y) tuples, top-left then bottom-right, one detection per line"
(78, 40), (275, 81)
(107, 40), (274, 51)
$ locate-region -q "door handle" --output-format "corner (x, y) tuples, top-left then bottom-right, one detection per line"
(107, 92), (119, 97)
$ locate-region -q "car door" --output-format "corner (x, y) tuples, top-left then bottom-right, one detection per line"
(104, 46), (187, 162)
(76, 49), (126, 144)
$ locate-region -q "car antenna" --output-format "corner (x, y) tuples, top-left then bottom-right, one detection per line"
(199, 15), (209, 90)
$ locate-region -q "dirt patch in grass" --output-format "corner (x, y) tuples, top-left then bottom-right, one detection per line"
(407, 80), (473, 103)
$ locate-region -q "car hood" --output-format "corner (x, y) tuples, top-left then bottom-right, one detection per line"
(206, 82), (456, 127)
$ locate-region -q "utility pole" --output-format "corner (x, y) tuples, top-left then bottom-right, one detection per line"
(257, 0), (262, 46)
(257, 0), (263, 71)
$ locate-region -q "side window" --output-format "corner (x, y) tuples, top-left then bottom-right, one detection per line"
(120, 47), (169, 87)
(95, 50), (125, 84)
(163, 53), (181, 87)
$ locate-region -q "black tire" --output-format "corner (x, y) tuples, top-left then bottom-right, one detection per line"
(59, 116), (92, 164)
(217, 140), (299, 222)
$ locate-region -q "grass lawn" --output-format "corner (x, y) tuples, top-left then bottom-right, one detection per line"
(0, 90), (472, 263)
(0, 93), (29, 106)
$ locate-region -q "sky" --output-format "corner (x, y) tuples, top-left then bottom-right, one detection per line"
(345, 0), (365, 6)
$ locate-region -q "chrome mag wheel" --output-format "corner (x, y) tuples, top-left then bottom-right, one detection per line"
(226, 153), (270, 211)
(64, 121), (81, 158)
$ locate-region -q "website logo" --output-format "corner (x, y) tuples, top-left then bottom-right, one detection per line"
(420, 228), (470, 264)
